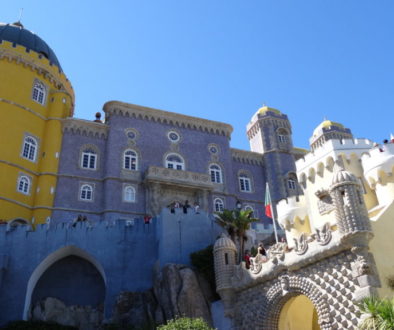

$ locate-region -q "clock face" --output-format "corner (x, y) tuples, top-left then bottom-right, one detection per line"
(168, 131), (180, 142)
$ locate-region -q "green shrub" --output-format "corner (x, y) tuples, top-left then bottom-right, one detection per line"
(1, 320), (77, 329)
(157, 317), (213, 330)
(190, 245), (215, 292)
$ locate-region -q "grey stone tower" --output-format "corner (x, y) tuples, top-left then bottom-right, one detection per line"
(213, 234), (237, 317)
(246, 106), (298, 202)
(330, 170), (371, 235)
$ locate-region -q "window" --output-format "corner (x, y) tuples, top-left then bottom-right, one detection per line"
(288, 179), (297, 190)
(214, 198), (224, 212)
(278, 134), (288, 143)
(32, 80), (46, 105)
(124, 186), (136, 202)
(244, 205), (254, 215)
(167, 131), (180, 143)
(81, 148), (97, 170)
(17, 176), (31, 195)
(124, 150), (138, 170)
(80, 184), (93, 201)
(239, 174), (251, 192)
(22, 136), (37, 161)
(165, 154), (184, 170)
(209, 164), (222, 183)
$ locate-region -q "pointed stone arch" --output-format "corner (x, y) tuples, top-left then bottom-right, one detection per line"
(23, 245), (106, 320)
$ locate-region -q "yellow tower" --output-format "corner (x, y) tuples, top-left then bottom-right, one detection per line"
(0, 22), (74, 225)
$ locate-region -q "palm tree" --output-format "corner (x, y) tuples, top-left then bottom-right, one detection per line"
(358, 296), (394, 329)
(215, 209), (258, 263)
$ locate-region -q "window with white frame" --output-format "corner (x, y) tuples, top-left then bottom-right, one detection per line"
(80, 184), (93, 201)
(124, 149), (138, 170)
(209, 164), (222, 183)
(81, 148), (97, 170)
(239, 174), (252, 192)
(214, 198), (224, 212)
(22, 136), (38, 161)
(17, 175), (31, 195)
(32, 80), (47, 105)
(165, 154), (184, 170)
(123, 185), (136, 202)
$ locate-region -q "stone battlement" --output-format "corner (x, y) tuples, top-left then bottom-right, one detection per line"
(362, 142), (394, 184)
(277, 195), (308, 229)
(296, 139), (374, 180)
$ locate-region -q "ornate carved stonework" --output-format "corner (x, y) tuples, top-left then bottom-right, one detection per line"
(293, 233), (308, 255)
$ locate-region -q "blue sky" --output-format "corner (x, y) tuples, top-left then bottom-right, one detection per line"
(3, 1), (394, 150)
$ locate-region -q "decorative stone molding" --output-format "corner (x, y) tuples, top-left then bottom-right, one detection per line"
(144, 166), (213, 190)
(293, 233), (308, 255)
(62, 118), (108, 139)
(230, 148), (263, 165)
(103, 101), (233, 138)
(315, 223), (332, 246)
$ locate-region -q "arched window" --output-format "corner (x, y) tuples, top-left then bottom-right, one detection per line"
(165, 154), (184, 170)
(287, 173), (298, 191)
(209, 164), (222, 183)
(277, 128), (290, 144)
(17, 176), (31, 194)
(288, 179), (296, 190)
(81, 148), (97, 170)
(244, 205), (254, 213)
(32, 80), (47, 105)
(124, 150), (138, 170)
(214, 198), (224, 212)
(22, 136), (37, 161)
(80, 184), (93, 201)
(239, 173), (252, 192)
(123, 185), (136, 202)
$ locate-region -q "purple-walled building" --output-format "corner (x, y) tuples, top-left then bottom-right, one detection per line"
(52, 101), (301, 230)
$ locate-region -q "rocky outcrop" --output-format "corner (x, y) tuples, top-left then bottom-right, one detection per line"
(30, 264), (214, 329)
(30, 297), (102, 330)
(111, 290), (158, 329)
(153, 264), (212, 325)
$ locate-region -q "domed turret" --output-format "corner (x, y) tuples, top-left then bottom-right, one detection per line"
(0, 22), (73, 224)
(330, 170), (371, 236)
(213, 234), (237, 317)
(0, 22), (62, 70)
(310, 119), (353, 151)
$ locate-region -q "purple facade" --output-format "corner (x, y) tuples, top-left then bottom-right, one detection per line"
(53, 101), (297, 226)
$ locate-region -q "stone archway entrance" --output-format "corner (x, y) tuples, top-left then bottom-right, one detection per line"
(278, 295), (320, 330)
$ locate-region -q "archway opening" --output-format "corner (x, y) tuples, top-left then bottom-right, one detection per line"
(28, 255), (105, 326)
(278, 295), (320, 330)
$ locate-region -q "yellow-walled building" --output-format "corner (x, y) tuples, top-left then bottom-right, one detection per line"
(0, 22), (74, 225)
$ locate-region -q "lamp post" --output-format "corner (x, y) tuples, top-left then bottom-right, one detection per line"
(236, 200), (242, 211)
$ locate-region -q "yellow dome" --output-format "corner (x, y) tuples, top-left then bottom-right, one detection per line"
(258, 106), (281, 115)
(313, 119), (344, 137)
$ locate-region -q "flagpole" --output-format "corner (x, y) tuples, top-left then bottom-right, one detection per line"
(265, 182), (279, 244)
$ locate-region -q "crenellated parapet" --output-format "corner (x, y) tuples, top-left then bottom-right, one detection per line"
(103, 101), (233, 138)
(277, 195), (308, 230)
(230, 148), (264, 165)
(362, 142), (394, 187)
(297, 138), (374, 184)
(0, 40), (74, 111)
(62, 118), (108, 139)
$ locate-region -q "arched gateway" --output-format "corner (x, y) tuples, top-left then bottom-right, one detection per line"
(213, 170), (382, 330)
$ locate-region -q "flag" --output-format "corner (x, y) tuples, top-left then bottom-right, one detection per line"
(265, 182), (272, 218)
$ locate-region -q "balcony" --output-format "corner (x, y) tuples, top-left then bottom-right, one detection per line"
(144, 166), (214, 190)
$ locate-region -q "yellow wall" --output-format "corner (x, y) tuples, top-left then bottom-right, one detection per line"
(279, 295), (320, 330)
(0, 41), (73, 224)
(369, 201), (394, 298)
